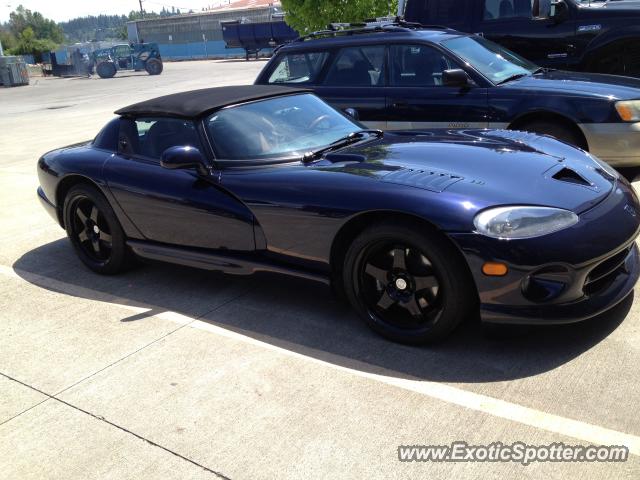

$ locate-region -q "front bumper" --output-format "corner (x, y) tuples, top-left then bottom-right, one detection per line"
(450, 179), (640, 325)
(479, 244), (639, 324)
(579, 122), (640, 167)
(37, 186), (59, 224)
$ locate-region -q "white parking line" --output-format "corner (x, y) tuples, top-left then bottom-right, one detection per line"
(2, 264), (639, 455)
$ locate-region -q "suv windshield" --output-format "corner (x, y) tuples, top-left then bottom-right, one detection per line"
(442, 35), (538, 84)
(206, 93), (361, 161)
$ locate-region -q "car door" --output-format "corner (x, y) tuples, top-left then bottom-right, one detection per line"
(104, 116), (255, 251)
(477, 0), (576, 68)
(312, 44), (388, 129)
(385, 43), (489, 130)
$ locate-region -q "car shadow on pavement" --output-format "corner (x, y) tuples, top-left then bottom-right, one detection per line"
(13, 238), (632, 384)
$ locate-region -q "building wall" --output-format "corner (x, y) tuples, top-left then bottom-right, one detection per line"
(129, 7), (277, 59)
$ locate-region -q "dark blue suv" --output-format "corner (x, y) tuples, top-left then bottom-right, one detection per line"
(255, 23), (640, 167)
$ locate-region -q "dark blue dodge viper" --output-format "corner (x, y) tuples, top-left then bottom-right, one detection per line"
(37, 85), (640, 343)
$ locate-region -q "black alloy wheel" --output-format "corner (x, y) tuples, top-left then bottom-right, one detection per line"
(71, 197), (112, 262)
(361, 244), (442, 329)
(344, 222), (476, 344)
(63, 184), (133, 274)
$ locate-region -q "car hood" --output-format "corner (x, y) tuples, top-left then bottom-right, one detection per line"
(500, 70), (640, 100)
(580, 0), (640, 10)
(320, 129), (615, 214)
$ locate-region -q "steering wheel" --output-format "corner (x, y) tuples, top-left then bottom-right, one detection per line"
(309, 114), (332, 130)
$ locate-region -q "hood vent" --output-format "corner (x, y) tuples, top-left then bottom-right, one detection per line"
(381, 168), (463, 192)
(552, 167), (591, 186)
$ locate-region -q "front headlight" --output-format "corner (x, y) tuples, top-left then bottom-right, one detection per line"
(615, 100), (640, 122)
(474, 206), (579, 239)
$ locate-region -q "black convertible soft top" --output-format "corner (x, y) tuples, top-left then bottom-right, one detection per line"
(115, 85), (308, 118)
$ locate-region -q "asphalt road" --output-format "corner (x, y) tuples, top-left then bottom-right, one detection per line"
(1, 60), (639, 479)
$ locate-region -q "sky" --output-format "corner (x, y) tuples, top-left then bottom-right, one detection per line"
(0, 0), (228, 23)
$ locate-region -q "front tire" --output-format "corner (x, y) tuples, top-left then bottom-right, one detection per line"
(96, 61), (116, 79)
(145, 58), (163, 75)
(343, 222), (476, 344)
(518, 121), (586, 150)
(63, 184), (132, 274)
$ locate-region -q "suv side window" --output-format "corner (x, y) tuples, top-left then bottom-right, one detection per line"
(390, 45), (459, 87)
(267, 51), (329, 84)
(323, 45), (385, 86)
(118, 117), (203, 160)
(484, 0), (533, 20)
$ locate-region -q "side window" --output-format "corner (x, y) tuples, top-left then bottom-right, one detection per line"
(390, 45), (458, 87)
(324, 45), (385, 87)
(114, 45), (132, 58)
(118, 117), (203, 160)
(484, 0), (533, 20)
(267, 51), (329, 84)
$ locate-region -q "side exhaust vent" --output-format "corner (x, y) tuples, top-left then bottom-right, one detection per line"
(552, 168), (591, 186)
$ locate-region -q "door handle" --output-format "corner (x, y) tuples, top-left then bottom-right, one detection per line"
(393, 101), (409, 108)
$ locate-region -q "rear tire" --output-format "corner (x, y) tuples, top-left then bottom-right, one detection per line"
(63, 184), (133, 274)
(96, 61), (116, 79)
(517, 121), (586, 150)
(343, 222), (476, 344)
(588, 42), (640, 77)
(145, 58), (163, 75)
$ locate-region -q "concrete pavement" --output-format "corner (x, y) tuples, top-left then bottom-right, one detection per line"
(1, 60), (639, 479)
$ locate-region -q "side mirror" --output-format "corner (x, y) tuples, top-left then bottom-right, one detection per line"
(550, 0), (568, 22)
(344, 108), (359, 120)
(161, 146), (208, 175)
(442, 69), (473, 88)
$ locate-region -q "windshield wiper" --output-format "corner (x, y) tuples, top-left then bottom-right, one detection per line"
(302, 129), (383, 162)
(496, 73), (529, 85)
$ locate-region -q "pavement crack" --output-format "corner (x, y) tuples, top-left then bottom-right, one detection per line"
(0, 372), (231, 479)
(0, 397), (51, 427)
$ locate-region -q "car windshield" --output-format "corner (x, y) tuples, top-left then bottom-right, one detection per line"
(441, 36), (539, 85)
(206, 93), (361, 161)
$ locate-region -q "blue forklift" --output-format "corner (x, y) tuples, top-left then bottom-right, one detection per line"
(93, 43), (163, 78)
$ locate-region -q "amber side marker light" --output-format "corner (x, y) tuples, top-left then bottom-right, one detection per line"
(615, 103), (634, 122)
(482, 262), (508, 276)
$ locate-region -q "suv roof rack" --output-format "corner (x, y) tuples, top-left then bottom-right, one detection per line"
(293, 18), (451, 43)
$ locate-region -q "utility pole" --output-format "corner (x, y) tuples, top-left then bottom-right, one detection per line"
(139, 0), (144, 17)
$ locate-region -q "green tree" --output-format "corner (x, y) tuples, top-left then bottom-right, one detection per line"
(4, 5), (63, 56)
(0, 28), (17, 51)
(9, 5), (64, 43)
(280, 0), (398, 33)
(10, 26), (57, 55)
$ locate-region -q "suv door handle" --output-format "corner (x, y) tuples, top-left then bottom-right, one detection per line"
(393, 101), (409, 108)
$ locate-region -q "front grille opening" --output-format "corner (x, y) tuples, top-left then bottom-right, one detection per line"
(552, 168), (591, 186)
(584, 247), (631, 296)
(522, 265), (569, 302)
